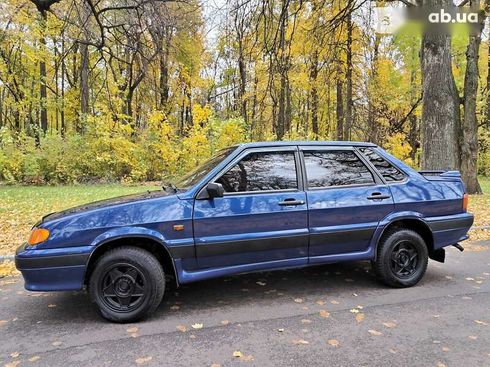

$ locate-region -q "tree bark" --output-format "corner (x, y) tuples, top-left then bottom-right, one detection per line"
(461, 4), (483, 194)
(310, 49), (319, 138)
(39, 9), (48, 136)
(419, 0), (461, 171)
(368, 33), (380, 144)
(345, 11), (353, 141)
(336, 75), (344, 140)
(79, 42), (89, 132)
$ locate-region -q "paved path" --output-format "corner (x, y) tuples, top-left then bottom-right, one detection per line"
(1, 243), (490, 367)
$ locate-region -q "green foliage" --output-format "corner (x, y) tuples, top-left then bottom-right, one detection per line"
(0, 110), (248, 184)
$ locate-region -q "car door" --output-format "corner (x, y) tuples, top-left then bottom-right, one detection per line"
(301, 147), (395, 261)
(193, 147), (309, 269)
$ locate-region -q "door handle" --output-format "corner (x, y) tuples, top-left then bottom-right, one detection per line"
(367, 192), (391, 200)
(278, 198), (305, 206)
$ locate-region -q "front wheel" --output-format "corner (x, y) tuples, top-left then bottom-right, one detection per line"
(89, 246), (165, 323)
(373, 229), (428, 288)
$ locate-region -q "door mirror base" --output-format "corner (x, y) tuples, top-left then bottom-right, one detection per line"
(197, 182), (225, 200)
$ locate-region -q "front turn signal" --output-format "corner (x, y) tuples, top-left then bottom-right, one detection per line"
(27, 228), (50, 246)
(463, 193), (469, 212)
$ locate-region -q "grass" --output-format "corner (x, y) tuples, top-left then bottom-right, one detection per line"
(1, 178), (489, 276)
(0, 184), (160, 258)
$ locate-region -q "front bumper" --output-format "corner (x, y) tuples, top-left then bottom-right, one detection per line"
(15, 244), (90, 291)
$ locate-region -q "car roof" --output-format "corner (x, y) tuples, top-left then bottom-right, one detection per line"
(235, 141), (377, 149)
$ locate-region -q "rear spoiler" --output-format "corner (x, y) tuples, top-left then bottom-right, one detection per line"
(419, 170), (462, 181)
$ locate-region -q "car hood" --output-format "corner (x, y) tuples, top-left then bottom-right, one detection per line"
(41, 190), (172, 223)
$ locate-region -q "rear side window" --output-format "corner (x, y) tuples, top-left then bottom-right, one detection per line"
(359, 148), (405, 182)
(304, 150), (375, 188)
(216, 152), (298, 193)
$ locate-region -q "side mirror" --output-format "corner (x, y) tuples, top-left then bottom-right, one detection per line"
(205, 182), (225, 198)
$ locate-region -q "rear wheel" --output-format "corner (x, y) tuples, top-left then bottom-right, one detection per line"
(374, 229), (428, 288)
(89, 246), (165, 323)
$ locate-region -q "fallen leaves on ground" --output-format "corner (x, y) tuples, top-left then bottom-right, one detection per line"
(368, 329), (382, 336)
(29, 355), (41, 362)
(327, 339), (339, 347)
(294, 298), (304, 303)
(176, 325), (187, 332)
(0, 261), (18, 278)
(135, 356), (153, 365)
(382, 322), (397, 328)
(292, 339), (310, 345)
(10, 352), (19, 358)
(51, 341), (62, 347)
(356, 313), (365, 323)
(319, 310), (330, 318)
(191, 323), (203, 329)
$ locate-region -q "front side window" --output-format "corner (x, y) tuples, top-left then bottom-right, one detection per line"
(304, 150), (375, 188)
(216, 151), (298, 193)
(358, 148), (405, 182)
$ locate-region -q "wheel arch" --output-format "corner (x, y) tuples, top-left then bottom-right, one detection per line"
(84, 233), (179, 288)
(374, 216), (434, 261)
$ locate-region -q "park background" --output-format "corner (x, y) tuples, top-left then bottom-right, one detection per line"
(1, 0), (490, 275)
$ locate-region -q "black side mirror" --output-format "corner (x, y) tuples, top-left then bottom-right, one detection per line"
(206, 182), (225, 198)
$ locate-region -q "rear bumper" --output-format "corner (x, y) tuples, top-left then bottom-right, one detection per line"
(426, 213), (474, 249)
(15, 245), (90, 291)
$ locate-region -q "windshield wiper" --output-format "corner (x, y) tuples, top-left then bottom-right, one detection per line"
(162, 183), (178, 193)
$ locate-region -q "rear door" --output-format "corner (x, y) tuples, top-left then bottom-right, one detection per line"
(193, 147), (309, 269)
(301, 147), (394, 260)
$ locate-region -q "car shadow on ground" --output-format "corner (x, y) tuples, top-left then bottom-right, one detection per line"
(6, 260), (448, 324)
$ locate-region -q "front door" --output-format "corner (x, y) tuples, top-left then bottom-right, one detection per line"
(193, 147), (309, 269)
(301, 148), (394, 260)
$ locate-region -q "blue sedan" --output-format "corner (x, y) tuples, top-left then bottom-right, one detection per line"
(15, 141), (474, 322)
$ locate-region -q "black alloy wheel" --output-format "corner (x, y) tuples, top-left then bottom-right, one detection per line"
(89, 246), (165, 323)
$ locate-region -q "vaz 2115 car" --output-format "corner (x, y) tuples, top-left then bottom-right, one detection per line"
(16, 142), (474, 322)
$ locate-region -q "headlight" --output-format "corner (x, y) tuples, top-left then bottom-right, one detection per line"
(27, 228), (50, 246)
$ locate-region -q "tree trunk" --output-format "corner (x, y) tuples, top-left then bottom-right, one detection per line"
(310, 49), (319, 138)
(39, 9), (48, 136)
(368, 33), (380, 144)
(461, 5), (483, 194)
(237, 39), (248, 124)
(336, 76), (344, 141)
(419, 0), (461, 171)
(345, 12), (353, 141)
(409, 46), (419, 161)
(276, 0), (289, 140)
(159, 37), (171, 109)
(79, 42), (89, 133)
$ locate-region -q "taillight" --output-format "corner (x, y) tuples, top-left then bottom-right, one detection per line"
(463, 193), (468, 212)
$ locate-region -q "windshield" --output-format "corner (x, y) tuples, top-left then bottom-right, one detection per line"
(176, 147), (236, 189)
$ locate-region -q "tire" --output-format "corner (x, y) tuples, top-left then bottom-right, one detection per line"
(373, 229), (428, 288)
(89, 246), (165, 323)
